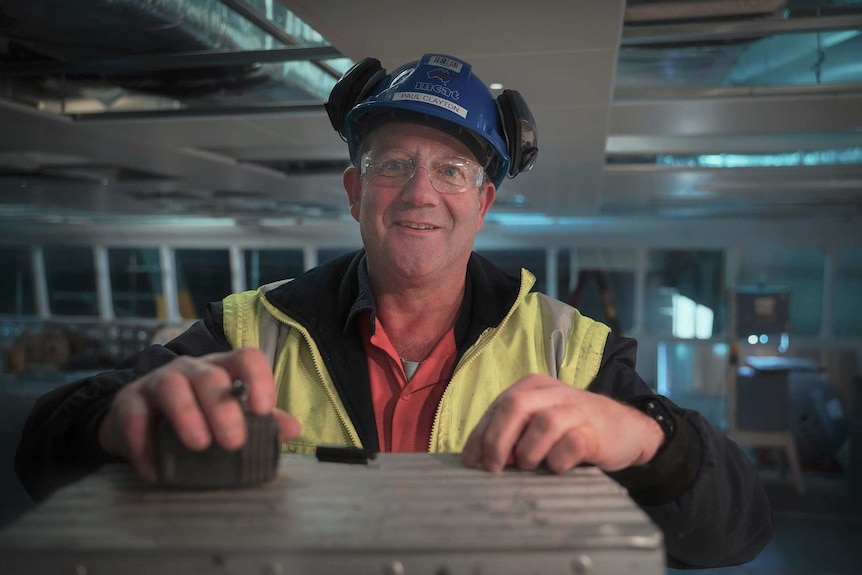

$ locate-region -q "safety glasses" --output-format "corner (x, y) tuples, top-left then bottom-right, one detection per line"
(360, 149), (485, 194)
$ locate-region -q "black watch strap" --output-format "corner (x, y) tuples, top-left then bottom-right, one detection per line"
(621, 395), (676, 439)
(607, 396), (701, 506)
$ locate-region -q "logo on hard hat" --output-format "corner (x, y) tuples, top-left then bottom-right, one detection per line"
(427, 68), (452, 84)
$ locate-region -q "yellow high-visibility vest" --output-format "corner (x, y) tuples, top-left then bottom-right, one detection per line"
(222, 270), (610, 454)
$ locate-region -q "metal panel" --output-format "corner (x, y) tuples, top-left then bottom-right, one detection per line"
(0, 453), (664, 575)
(609, 92), (862, 136)
(0, 99), (290, 193)
(623, 14), (862, 45)
(284, 0), (626, 59)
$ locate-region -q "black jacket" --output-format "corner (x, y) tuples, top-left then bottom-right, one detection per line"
(16, 251), (773, 568)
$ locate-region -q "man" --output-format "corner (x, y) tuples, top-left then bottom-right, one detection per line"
(16, 54), (772, 568)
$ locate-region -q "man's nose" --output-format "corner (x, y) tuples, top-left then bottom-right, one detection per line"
(400, 166), (440, 205)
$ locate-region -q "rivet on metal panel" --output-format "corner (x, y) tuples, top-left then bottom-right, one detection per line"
(74, 564), (88, 575)
(383, 560), (405, 575)
(571, 554), (593, 574)
(263, 562), (284, 575)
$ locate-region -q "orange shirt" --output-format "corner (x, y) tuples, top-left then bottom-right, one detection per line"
(359, 310), (458, 452)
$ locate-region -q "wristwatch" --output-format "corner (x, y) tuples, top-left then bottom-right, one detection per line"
(622, 395), (677, 441)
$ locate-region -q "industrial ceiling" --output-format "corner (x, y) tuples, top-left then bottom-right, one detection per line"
(1, 0), (861, 245)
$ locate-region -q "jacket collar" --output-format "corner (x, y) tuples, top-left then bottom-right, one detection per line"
(263, 248), (524, 355)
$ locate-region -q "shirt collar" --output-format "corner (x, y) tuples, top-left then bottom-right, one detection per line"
(340, 252), (503, 347)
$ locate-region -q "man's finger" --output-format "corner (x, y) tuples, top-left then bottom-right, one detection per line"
(545, 426), (598, 474)
(204, 347), (275, 415)
(462, 376), (562, 471)
(512, 406), (570, 470)
(186, 364), (246, 451)
(148, 367), (213, 451)
(474, 384), (561, 472)
(116, 390), (158, 482)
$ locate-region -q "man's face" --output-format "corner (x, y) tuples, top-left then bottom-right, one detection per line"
(344, 122), (496, 285)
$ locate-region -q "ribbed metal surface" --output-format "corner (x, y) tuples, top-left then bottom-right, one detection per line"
(0, 453), (664, 574)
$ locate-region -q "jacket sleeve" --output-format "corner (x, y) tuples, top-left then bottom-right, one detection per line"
(14, 303), (231, 502)
(589, 332), (774, 569)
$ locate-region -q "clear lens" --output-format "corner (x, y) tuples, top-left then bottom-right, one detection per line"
(361, 149), (484, 194)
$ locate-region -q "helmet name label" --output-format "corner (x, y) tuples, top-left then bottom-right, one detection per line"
(394, 92), (468, 119)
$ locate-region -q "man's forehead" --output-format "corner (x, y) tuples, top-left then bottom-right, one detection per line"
(364, 122), (477, 160)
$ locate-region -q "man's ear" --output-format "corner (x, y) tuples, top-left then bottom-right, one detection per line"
(477, 181), (496, 230)
(343, 166), (362, 222)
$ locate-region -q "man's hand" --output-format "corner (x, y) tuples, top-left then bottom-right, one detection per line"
(97, 347), (301, 482)
(462, 375), (664, 474)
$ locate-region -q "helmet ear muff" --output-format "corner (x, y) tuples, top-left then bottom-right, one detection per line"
(325, 57), (387, 139)
(497, 89), (538, 178)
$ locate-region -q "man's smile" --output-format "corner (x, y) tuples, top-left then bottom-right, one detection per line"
(396, 221), (437, 230)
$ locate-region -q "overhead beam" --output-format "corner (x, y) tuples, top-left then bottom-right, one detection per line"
(606, 132), (862, 155)
(71, 103), (323, 121)
(602, 163), (862, 199)
(610, 92), (862, 135)
(622, 14), (862, 45)
(0, 98), (288, 193)
(0, 46), (341, 77)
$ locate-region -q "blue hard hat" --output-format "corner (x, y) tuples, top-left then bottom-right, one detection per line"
(343, 54), (511, 188)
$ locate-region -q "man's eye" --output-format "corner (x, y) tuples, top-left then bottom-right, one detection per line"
(379, 160), (409, 174)
(439, 163), (466, 180)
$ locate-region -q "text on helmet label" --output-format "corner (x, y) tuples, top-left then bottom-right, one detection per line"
(393, 92), (468, 119)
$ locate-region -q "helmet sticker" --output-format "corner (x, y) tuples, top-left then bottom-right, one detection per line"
(390, 68), (412, 89)
(427, 69), (453, 84)
(393, 92), (468, 118)
(413, 80), (460, 100)
(427, 55), (463, 73)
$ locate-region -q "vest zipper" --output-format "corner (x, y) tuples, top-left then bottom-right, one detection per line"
(427, 288), (525, 452)
(260, 297), (356, 448)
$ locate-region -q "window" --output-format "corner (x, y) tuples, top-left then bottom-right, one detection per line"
(647, 250), (725, 338)
(44, 246), (98, 316)
(245, 249), (305, 288)
(109, 248), (162, 318)
(656, 340), (729, 429)
(561, 249), (636, 333)
(174, 249), (232, 320)
(0, 246), (36, 315)
(834, 249), (862, 338)
(738, 248), (823, 336)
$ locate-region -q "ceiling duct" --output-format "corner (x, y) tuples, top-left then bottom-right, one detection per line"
(625, 0), (789, 24)
(0, 0), (330, 108)
(0, 0), (246, 61)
